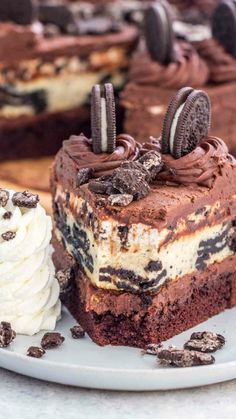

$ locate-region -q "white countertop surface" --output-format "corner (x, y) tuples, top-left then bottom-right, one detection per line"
(0, 369), (235, 419)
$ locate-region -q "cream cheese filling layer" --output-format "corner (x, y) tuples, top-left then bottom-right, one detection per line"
(54, 191), (235, 293)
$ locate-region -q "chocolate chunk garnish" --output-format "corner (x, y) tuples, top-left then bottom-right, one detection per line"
(89, 179), (112, 194)
(77, 168), (94, 187)
(108, 194), (133, 207)
(139, 150), (163, 179)
(142, 343), (163, 355)
(162, 87), (211, 158)
(184, 331), (225, 353)
(12, 191), (39, 208)
(27, 346), (45, 358)
(1, 231), (16, 241)
(0, 321), (16, 348)
(120, 161), (151, 182)
(0, 0), (36, 25)
(2, 211), (12, 220)
(157, 348), (215, 367)
(41, 332), (65, 350)
(0, 189), (9, 207)
(70, 325), (85, 339)
(112, 168), (150, 200)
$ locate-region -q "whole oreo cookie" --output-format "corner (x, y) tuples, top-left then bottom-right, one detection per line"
(162, 87), (211, 158)
(0, 0), (36, 25)
(91, 83), (116, 154)
(144, 1), (174, 65)
(212, 0), (236, 58)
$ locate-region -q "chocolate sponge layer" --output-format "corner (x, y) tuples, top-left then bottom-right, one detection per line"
(53, 237), (236, 348)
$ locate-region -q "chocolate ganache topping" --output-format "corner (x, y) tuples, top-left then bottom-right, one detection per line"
(141, 136), (236, 188)
(194, 38), (236, 83)
(63, 133), (140, 178)
(128, 41), (209, 88)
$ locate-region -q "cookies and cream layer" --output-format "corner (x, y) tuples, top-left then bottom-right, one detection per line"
(54, 188), (236, 293)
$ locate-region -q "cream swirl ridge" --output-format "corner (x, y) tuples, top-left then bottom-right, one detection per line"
(0, 190), (61, 335)
(128, 41), (209, 89)
(63, 133), (140, 178)
(141, 137), (236, 188)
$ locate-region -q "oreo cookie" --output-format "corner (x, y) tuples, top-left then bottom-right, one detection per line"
(144, 1), (174, 65)
(162, 87), (211, 158)
(91, 83), (116, 154)
(212, 0), (236, 58)
(0, 0), (36, 25)
(39, 4), (75, 33)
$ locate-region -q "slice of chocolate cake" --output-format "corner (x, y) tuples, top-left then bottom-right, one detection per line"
(0, 1), (138, 160)
(51, 83), (236, 348)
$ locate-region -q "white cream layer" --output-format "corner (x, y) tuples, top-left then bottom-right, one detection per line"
(0, 190), (61, 335)
(55, 191), (235, 292)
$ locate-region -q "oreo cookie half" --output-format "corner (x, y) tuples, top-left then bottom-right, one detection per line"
(144, 1), (174, 65)
(91, 83), (116, 154)
(0, 0), (36, 25)
(162, 87), (211, 158)
(212, 0), (236, 58)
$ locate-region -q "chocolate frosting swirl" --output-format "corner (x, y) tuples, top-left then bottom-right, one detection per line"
(141, 136), (236, 188)
(128, 40), (209, 88)
(63, 133), (140, 177)
(194, 38), (236, 83)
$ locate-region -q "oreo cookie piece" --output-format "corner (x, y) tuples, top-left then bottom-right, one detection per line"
(91, 84), (116, 154)
(0, 0), (36, 25)
(212, 0), (236, 58)
(162, 87), (211, 158)
(144, 1), (175, 65)
(39, 4), (75, 33)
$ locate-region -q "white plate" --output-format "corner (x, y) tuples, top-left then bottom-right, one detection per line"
(0, 307), (236, 391)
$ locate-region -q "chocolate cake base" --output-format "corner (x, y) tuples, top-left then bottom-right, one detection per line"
(53, 238), (236, 348)
(122, 81), (236, 157)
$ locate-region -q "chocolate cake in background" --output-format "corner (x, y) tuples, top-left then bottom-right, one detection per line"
(51, 82), (236, 348)
(121, 1), (236, 156)
(0, 0), (138, 160)
(169, 0), (219, 23)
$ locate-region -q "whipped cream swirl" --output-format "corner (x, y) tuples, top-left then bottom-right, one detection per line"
(128, 41), (209, 88)
(63, 133), (140, 177)
(0, 190), (61, 335)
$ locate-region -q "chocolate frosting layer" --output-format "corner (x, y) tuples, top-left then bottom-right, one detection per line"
(128, 40), (209, 88)
(63, 133), (140, 177)
(141, 136), (236, 188)
(194, 38), (236, 83)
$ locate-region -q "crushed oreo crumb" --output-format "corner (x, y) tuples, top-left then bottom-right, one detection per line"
(41, 332), (65, 349)
(12, 191), (39, 208)
(1, 231), (16, 241)
(70, 325), (85, 339)
(120, 161), (151, 182)
(184, 331), (225, 353)
(77, 168), (94, 187)
(139, 150), (163, 179)
(108, 194), (133, 207)
(2, 211), (12, 220)
(88, 179), (112, 194)
(157, 348), (215, 367)
(27, 346), (45, 358)
(0, 322), (16, 348)
(0, 189), (9, 207)
(56, 269), (72, 294)
(112, 168), (150, 200)
(142, 343), (163, 355)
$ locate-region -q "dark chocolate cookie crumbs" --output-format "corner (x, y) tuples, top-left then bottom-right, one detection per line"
(2, 211), (12, 220)
(112, 168), (150, 200)
(139, 150), (163, 179)
(70, 325), (85, 339)
(0, 321), (16, 348)
(120, 161), (151, 182)
(157, 348), (215, 367)
(56, 269), (73, 295)
(1, 231), (16, 241)
(41, 332), (65, 350)
(184, 331), (225, 353)
(12, 191), (39, 208)
(0, 189), (9, 207)
(108, 194), (133, 207)
(27, 346), (45, 358)
(77, 168), (94, 187)
(142, 343), (163, 355)
(89, 179), (112, 194)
